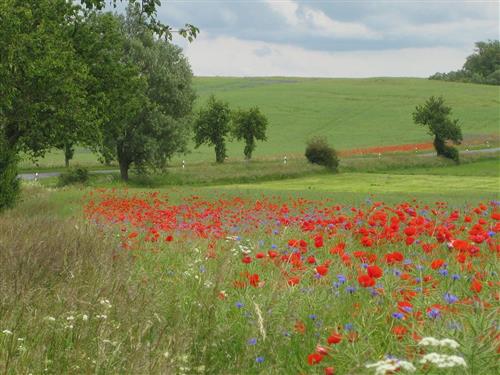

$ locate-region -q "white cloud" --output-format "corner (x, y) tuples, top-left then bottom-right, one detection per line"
(183, 35), (470, 78)
(264, 0), (379, 39)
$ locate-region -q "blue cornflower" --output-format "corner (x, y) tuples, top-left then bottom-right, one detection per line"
(247, 338), (257, 345)
(427, 308), (441, 319)
(346, 286), (356, 294)
(488, 231), (495, 237)
(452, 274), (461, 281)
(392, 312), (404, 319)
(444, 292), (458, 304)
(344, 323), (354, 331)
(309, 314), (317, 320)
(337, 274), (347, 284)
(256, 356), (264, 363)
(439, 268), (449, 277)
(236, 302), (244, 309)
(361, 263), (368, 269)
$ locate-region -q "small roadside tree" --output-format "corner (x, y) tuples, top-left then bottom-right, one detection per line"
(193, 96), (232, 163)
(412, 96), (462, 163)
(232, 107), (268, 160)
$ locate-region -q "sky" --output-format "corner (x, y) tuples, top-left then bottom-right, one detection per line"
(153, 0), (499, 77)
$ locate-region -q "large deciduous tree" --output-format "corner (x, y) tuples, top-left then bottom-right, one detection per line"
(0, 0), (198, 208)
(412, 96), (463, 163)
(99, 6), (196, 181)
(0, 0), (97, 207)
(232, 107), (268, 160)
(193, 96), (232, 163)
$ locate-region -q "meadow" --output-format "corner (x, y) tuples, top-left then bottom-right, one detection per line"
(3, 77), (500, 374)
(18, 77), (500, 170)
(2, 152), (500, 374)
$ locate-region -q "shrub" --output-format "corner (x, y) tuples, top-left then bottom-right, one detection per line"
(0, 142), (20, 212)
(305, 137), (339, 171)
(58, 167), (89, 186)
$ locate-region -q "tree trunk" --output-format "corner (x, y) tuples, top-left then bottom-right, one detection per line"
(63, 142), (74, 168)
(117, 145), (130, 181)
(119, 159), (129, 181)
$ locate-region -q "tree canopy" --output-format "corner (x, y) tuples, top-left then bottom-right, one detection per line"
(430, 40), (500, 85)
(232, 107), (268, 160)
(193, 96), (232, 163)
(0, 0), (198, 208)
(413, 96), (462, 162)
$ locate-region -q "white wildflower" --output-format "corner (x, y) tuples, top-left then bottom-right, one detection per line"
(2, 329), (13, 335)
(366, 359), (415, 375)
(82, 314), (89, 321)
(99, 299), (112, 309)
(418, 337), (460, 350)
(66, 316), (75, 321)
(420, 353), (467, 368)
(439, 338), (460, 349)
(96, 314), (107, 320)
(418, 337), (440, 347)
(45, 316), (56, 322)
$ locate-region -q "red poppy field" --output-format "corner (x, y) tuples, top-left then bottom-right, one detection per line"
(83, 189), (500, 374)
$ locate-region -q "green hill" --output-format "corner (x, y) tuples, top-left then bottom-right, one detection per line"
(19, 77), (499, 169)
(190, 77), (499, 161)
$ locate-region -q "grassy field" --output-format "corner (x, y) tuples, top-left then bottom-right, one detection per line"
(18, 77), (500, 170)
(4, 77), (499, 374)
(2, 167), (499, 374)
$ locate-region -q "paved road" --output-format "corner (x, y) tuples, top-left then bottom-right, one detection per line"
(18, 147), (500, 180)
(18, 169), (119, 181)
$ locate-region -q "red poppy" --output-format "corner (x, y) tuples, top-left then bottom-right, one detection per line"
(392, 325), (407, 339)
(316, 265), (329, 276)
(287, 277), (300, 286)
(248, 274), (260, 287)
(367, 265), (383, 279)
(324, 367), (335, 375)
(307, 353), (324, 365)
(471, 278), (482, 293)
(358, 274), (375, 287)
(431, 259), (445, 270)
(327, 332), (342, 344)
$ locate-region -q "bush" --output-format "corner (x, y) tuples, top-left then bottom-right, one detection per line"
(305, 137), (339, 171)
(58, 167), (89, 186)
(0, 145), (20, 212)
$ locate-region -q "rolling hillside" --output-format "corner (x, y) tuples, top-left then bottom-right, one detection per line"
(190, 77), (499, 161)
(19, 77), (500, 168)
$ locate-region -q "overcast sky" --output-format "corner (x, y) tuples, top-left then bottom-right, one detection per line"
(154, 0), (499, 77)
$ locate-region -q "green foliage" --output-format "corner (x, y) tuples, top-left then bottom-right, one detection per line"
(80, 0), (199, 41)
(0, 0), (97, 158)
(232, 107), (268, 160)
(0, 140), (19, 212)
(94, 7), (195, 181)
(194, 96), (232, 163)
(305, 137), (339, 171)
(430, 40), (500, 85)
(57, 167), (89, 186)
(413, 96), (463, 162)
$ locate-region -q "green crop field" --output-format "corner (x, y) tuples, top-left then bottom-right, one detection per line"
(19, 77), (500, 170)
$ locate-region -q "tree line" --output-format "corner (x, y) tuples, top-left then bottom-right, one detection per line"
(429, 40), (500, 85)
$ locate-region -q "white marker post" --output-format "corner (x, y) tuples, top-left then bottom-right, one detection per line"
(284, 156), (287, 165)
(182, 160), (185, 169)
